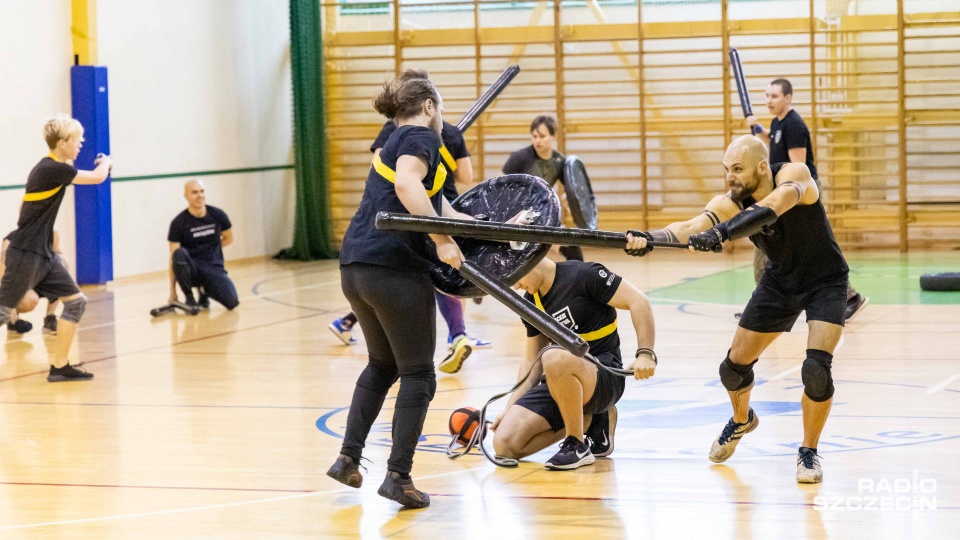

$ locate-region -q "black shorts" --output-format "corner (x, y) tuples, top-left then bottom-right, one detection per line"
(515, 349), (626, 433)
(738, 272), (847, 333)
(0, 247), (80, 308)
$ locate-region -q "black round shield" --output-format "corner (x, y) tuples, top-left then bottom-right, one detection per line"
(431, 174), (561, 298)
(563, 156), (599, 230)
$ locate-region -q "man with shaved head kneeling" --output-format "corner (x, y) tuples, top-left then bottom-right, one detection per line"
(491, 257), (658, 470)
(167, 180), (238, 310)
(626, 135), (849, 483)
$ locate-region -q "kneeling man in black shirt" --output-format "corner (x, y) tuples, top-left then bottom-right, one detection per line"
(491, 257), (658, 470)
(167, 181), (238, 310)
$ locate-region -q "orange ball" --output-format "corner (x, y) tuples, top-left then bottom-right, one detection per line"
(448, 406), (483, 446)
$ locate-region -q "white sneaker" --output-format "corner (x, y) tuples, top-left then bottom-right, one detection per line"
(709, 408), (759, 463)
(796, 448), (823, 484)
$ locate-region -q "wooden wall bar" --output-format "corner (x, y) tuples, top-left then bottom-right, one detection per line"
(322, 1), (960, 251)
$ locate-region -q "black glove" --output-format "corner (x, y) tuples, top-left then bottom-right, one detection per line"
(688, 227), (726, 253)
(625, 230), (654, 257)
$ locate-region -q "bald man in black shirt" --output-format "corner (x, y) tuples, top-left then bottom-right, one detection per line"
(627, 135), (849, 484)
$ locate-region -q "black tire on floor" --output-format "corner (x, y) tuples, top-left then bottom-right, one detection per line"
(919, 272), (960, 292)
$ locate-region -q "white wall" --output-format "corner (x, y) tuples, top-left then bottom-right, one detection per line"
(0, 0), (294, 280)
(0, 0), (75, 267)
(99, 0), (294, 277)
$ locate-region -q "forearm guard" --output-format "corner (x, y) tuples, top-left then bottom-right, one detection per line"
(717, 205), (777, 241)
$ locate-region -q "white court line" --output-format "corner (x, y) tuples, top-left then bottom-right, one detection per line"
(0, 467), (467, 530)
(766, 364), (802, 381)
(926, 374), (960, 394)
(618, 398), (731, 420)
(10, 279), (343, 345)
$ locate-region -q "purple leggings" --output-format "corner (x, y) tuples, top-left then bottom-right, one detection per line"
(434, 291), (465, 340)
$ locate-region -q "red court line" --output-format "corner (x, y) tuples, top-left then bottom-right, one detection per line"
(0, 481), (313, 494)
(0, 312), (321, 384)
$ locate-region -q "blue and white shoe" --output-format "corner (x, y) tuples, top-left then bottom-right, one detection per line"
(447, 333), (492, 351)
(329, 318), (357, 345)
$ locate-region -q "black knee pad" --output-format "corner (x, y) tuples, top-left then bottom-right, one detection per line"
(719, 353), (758, 391)
(801, 349), (834, 402)
(394, 370), (437, 408)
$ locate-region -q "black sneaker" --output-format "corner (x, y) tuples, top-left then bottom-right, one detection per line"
(586, 406), (618, 458)
(7, 319), (32, 334)
(43, 315), (58, 335)
(844, 294), (869, 322)
(545, 435), (595, 470)
(326, 454), (364, 488)
(47, 364), (94, 382)
(377, 471), (430, 508)
(709, 408), (759, 463)
(796, 447), (823, 483)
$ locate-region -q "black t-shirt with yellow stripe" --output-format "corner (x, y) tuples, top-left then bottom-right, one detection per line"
(8, 155), (76, 258)
(371, 120), (469, 201)
(340, 125), (444, 272)
(522, 261), (623, 363)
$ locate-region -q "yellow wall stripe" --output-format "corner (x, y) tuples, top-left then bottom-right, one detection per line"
(71, 0), (98, 65)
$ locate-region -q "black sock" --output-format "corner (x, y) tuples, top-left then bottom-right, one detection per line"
(344, 312), (358, 327)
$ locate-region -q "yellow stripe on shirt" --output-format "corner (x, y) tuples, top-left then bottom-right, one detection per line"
(372, 154), (446, 197)
(439, 145), (458, 172)
(23, 152), (66, 202)
(533, 292), (617, 342)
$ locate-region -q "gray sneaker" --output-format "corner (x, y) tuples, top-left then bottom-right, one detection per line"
(709, 408), (759, 463)
(844, 294), (870, 322)
(47, 364), (94, 382)
(43, 315), (58, 335)
(796, 447), (823, 484)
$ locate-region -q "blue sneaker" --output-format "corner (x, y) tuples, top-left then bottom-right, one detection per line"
(447, 333), (492, 351)
(329, 318), (357, 345)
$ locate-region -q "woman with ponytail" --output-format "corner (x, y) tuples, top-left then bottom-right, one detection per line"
(326, 77), (472, 509)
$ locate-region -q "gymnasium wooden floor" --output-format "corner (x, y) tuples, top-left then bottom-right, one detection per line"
(1, 248), (959, 538)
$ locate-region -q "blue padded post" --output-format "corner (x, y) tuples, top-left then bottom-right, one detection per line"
(71, 65), (112, 285)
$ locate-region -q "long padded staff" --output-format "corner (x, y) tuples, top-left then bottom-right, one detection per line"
(456, 64), (521, 133)
(729, 48), (763, 136)
(375, 212), (689, 250)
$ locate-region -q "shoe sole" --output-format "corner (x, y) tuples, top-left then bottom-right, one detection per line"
(327, 324), (355, 346)
(797, 473), (823, 484)
(326, 467), (362, 488)
(709, 414), (760, 463)
(594, 407), (618, 458)
(47, 375), (94, 382)
(545, 453), (596, 471)
(377, 483), (430, 508)
(438, 344), (472, 374)
(845, 297), (870, 322)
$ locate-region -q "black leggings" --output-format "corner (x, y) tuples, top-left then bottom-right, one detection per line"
(339, 263), (437, 475)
